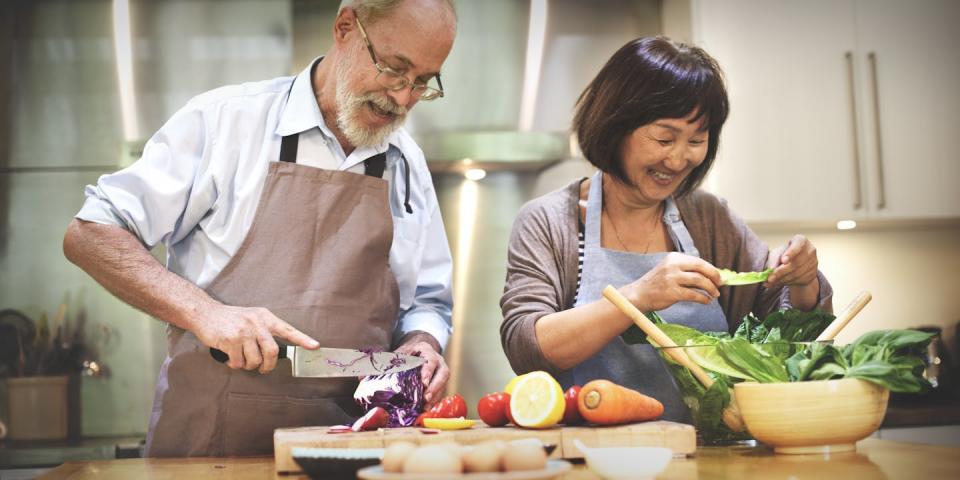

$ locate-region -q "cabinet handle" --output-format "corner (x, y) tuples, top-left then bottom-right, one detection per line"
(868, 52), (886, 210)
(845, 51), (863, 210)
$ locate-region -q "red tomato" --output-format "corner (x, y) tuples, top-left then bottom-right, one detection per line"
(477, 392), (511, 427)
(414, 411), (435, 427)
(561, 385), (584, 425)
(428, 394), (467, 418)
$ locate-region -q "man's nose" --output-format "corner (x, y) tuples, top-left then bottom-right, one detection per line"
(386, 85), (417, 109)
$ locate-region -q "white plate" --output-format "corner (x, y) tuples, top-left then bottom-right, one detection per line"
(357, 459), (572, 480)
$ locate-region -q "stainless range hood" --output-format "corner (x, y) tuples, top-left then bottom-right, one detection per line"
(416, 131), (570, 173)
(293, 0), (661, 173)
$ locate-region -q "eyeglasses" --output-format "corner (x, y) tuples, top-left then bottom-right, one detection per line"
(355, 16), (445, 101)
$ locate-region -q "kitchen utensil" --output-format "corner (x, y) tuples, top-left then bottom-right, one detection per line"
(209, 346), (424, 378)
(573, 439), (672, 480)
(733, 377), (888, 454)
(816, 291), (872, 341)
(912, 326), (950, 391)
(601, 285), (746, 432)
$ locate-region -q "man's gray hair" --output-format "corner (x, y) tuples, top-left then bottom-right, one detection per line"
(338, 0), (457, 25)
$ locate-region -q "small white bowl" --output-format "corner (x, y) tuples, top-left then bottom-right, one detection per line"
(574, 439), (672, 480)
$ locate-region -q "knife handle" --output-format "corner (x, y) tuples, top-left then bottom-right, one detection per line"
(209, 347), (288, 363)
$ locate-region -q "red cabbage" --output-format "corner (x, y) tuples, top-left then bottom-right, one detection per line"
(353, 366), (424, 427)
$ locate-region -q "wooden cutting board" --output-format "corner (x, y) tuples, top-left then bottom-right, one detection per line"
(274, 421), (696, 473)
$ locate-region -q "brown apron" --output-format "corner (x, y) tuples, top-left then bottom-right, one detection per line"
(144, 130), (400, 457)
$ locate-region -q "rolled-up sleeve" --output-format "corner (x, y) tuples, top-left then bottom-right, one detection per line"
(393, 184), (453, 351)
(76, 104), (208, 249)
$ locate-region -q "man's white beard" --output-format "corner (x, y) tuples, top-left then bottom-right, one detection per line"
(335, 59), (408, 148)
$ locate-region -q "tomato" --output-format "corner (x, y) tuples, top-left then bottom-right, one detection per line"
(428, 394), (467, 419)
(477, 392), (511, 427)
(561, 385), (584, 425)
(413, 411), (435, 427)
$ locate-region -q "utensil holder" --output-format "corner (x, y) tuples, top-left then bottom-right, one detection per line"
(6, 375), (69, 440)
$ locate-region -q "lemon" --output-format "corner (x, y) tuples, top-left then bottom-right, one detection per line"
(423, 417), (477, 430)
(508, 371), (564, 429)
(504, 373), (526, 394)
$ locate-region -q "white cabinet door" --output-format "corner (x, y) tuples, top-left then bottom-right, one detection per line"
(693, 0), (863, 223)
(853, 0), (960, 219)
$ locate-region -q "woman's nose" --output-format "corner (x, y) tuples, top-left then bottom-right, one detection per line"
(664, 145), (688, 170)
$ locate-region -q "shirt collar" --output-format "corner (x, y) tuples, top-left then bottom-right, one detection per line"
(275, 56), (328, 137)
(275, 56), (400, 159)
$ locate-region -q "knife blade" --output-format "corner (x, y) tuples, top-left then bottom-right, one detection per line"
(208, 346), (424, 377)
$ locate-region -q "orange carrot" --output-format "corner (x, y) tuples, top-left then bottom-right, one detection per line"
(577, 379), (664, 425)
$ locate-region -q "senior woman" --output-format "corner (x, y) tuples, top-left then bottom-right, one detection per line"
(499, 36), (833, 422)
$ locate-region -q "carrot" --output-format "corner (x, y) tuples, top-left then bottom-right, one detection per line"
(577, 379), (664, 425)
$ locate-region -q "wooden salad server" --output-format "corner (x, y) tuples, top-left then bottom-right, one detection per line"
(602, 285), (746, 432)
(816, 291), (872, 341)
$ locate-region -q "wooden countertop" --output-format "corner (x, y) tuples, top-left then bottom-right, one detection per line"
(38, 438), (960, 479)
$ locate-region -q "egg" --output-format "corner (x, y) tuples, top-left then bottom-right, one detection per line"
(381, 441), (417, 473)
(502, 441), (547, 472)
(402, 444), (463, 474)
(462, 440), (506, 473)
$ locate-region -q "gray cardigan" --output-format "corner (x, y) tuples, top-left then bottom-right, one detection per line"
(499, 178), (833, 376)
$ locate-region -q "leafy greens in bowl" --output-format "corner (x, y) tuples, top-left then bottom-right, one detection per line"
(623, 309), (933, 444)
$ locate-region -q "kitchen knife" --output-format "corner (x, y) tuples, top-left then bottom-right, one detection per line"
(209, 346), (424, 377)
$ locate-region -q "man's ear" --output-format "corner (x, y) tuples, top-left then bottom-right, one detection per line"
(333, 7), (356, 45)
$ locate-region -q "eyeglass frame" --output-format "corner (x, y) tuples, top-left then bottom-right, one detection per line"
(354, 16), (445, 101)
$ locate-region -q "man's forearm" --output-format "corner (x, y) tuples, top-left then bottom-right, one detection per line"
(63, 219), (216, 331)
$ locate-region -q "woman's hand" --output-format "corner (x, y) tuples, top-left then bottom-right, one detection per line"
(624, 252), (721, 311)
(765, 234), (820, 310)
(765, 234), (818, 288)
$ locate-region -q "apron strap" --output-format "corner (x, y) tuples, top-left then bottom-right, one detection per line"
(663, 197), (700, 257)
(364, 153), (386, 178)
(584, 170), (604, 247)
(277, 135), (410, 213)
(279, 134), (298, 163)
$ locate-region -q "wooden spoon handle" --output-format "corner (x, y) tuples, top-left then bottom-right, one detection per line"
(816, 291), (872, 341)
(602, 286), (715, 388)
(602, 285), (745, 432)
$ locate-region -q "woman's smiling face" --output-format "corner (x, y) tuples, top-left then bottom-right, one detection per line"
(617, 112), (709, 204)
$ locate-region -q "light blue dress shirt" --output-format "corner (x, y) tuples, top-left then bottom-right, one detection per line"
(76, 58), (454, 349)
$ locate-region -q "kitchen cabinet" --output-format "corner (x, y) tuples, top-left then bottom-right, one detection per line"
(669, 0), (960, 223)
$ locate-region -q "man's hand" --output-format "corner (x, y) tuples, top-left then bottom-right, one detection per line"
(395, 331), (448, 408)
(194, 304), (319, 374)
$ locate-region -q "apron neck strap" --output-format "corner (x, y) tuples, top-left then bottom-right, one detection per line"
(585, 171), (698, 256)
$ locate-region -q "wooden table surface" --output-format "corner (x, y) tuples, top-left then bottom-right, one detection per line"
(38, 438), (960, 479)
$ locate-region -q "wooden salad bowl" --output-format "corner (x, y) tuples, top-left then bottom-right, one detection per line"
(733, 378), (888, 454)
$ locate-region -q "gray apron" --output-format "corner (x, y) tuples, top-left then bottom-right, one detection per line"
(145, 86), (400, 456)
(564, 171), (727, 423)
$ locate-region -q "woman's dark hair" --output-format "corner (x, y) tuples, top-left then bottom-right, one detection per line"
(573, 36), (729, 198)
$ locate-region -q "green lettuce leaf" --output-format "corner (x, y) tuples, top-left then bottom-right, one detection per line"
(719, 268), (773, 286)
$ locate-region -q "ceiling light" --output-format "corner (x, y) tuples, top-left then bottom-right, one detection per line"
(836, 220), (857, 230)
(464, 168), (486, 181)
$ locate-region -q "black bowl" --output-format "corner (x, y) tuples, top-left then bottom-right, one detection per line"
(292, 447), (384, 480)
